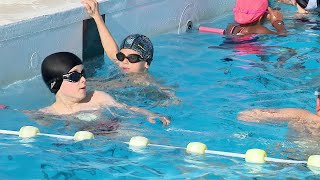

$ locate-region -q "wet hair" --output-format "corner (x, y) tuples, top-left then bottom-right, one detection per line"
(120, 34), (154, 65)
(41, 52), (82, 94)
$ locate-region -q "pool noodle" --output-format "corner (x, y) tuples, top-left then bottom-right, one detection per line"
(0, 104), (7, 109)
(199, 26), (225, 35)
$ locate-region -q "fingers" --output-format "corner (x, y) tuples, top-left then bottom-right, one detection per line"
(267, 7), (284, 23)
(83, 3), (93, 14)
(161, 117), (171, 126)
(267, 7), (274, 16)
(81, 0), (98, 15)
(268, 7), (282, 16)
(147, 116), (171, 126)
(147, 117), (156, 124)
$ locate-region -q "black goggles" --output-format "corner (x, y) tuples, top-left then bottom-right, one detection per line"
(116, 52), (144, 63)
(62, 70), (85, 83)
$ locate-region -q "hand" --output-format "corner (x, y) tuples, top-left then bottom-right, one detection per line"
(147, 114), (171, 126)
(267, 7), (284, 24)
(81, 0), (100, 19)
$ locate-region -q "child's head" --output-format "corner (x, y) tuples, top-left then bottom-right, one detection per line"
(233, 0), (268, 25)
(117, 34), (153, 73)
(41, 52), (84, 95)
(295, 0), (319, 13)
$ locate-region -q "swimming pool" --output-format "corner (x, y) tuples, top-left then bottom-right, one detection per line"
(1, 3), (320, 179)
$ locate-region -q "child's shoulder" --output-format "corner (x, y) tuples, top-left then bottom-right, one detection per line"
(90, 90), (111, 99)
(39, 106), (54, 114)
(90, 90), (117, 106)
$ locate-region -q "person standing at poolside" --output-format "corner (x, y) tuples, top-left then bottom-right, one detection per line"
(39, 52), (170, 126)
(226, 0), (287, 35)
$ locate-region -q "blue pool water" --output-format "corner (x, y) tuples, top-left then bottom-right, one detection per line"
(1, 6), (320, 179)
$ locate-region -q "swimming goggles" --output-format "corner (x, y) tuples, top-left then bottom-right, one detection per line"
(116, 52), (144, 63)
(62, 70), (85, 83)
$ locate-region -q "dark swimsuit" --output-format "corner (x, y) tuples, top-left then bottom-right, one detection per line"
(228, 24), (246, 35)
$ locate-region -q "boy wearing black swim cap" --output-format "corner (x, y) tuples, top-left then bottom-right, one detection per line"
(39, 52), (170, 126)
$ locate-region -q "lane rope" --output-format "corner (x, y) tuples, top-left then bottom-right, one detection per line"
(0, 127), (315, 167)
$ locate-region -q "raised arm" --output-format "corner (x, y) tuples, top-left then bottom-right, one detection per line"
(238, 108), (320, 123)
(82, 0), (119, 62)
(266, 7), (287, 35)
(253, 7), (287, 35)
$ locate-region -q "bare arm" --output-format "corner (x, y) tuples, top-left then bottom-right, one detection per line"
(119, 104), (171, 126)
(95, 91), (170, 126)
(267, 7), (287, 35)
(252, 7), (287, 35)
(82, 0), (119, 62)
(238, 108), (320, 122)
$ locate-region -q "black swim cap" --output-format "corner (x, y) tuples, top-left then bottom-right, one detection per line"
(41, 52), (82, 94)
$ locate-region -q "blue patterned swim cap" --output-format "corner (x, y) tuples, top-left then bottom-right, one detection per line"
(120, 34), (154, 65)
